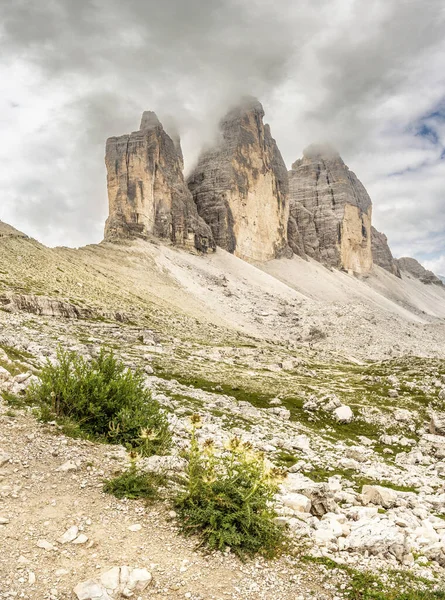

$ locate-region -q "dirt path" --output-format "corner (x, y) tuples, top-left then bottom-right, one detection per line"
(0, 405), (335, 600)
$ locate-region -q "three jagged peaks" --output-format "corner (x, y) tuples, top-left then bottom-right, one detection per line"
(102, 98), (412, 281)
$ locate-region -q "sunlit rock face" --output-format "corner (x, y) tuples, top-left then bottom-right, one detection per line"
(187, 97), (291, 262)
(288, 144), (373, 274)
(104, 112), (214, 253)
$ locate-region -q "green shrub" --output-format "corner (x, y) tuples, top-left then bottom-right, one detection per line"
(26, 347), (170, 455)
(104, 456), (166, 500)
(175, 415), (286, 558)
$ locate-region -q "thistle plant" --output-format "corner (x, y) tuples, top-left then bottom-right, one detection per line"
(175, 415), (286, 558)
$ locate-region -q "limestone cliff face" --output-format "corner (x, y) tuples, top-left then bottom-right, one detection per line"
(187, 98), (290, 262)
(397, 257), (443, 285)
(288, 145), (373, 274)
(104, 112), (214, 253)
(371, 227), (401, 278)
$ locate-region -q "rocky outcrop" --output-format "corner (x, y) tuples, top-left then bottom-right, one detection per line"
(104, 112), (214, 253)
(288, 145), (373, 274)
(397, 257), (443, 285)
(187, 97), (290, 262)
(0, 294), (130, 322)
(371, 227), (401, 277)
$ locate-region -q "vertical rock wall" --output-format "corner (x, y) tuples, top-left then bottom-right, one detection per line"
(187, 98), (290, 262)
(371, 227), (401, 277)
(288, 145), (373, 274)
(104, 112), (214, 253)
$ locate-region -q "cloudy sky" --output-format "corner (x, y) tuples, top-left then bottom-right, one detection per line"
(1, 0), (444, 273)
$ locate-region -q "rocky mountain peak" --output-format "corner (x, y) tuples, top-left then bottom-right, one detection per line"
(397, 257), (443, 285)
(287, 146), (373, 274)
(104, 113), (214, 252)
(139, 111), (162, 131)
(301, 143), (341, 162)
(187, 97), (290, 262)
(222, 95), (265, 123)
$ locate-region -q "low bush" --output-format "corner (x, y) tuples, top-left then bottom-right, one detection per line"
(175, 415), (286, 558)
(26, 347), (170, 455)
(104, 455), (166, 501)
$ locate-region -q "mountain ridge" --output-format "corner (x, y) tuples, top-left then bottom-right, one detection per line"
(103, 98), (441, 289)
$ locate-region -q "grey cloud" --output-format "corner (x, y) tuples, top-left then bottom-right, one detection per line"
(0, 0), (445, 266)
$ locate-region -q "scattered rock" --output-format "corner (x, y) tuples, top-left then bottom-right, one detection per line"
(334, 405), (354, 423)
(361, 485), (398, 509)
(281, 493), (312, 513)
(430, 412), (445, 436)
(73, 534), (89, 544)
(57, 460), (79, 472)
(0, 449), (11, 467)
(57, 525), (79, 544)
(36, 539), (56, 551)
(74, 566), (152, 600)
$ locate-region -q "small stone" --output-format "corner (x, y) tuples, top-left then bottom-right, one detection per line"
(15, 372), (31, 384)
(99, 567), (120, 591)
(28, 571), (36, 585)
(73, 580), (110, 600)
(73, 534), (89, 544)
(0, 517), (9, 525)
(127, 524), (142, 532)
(0, 450), (11, 467)
(37, 539), (56, 551)
(57, 460), (78, 472)
(58, 525), (79, 544)
(123, 567), (152, 596)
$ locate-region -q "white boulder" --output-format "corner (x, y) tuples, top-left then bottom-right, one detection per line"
(74, 567), (152, 600)
(281, 493), (311, 513)
(361, 485), (398, 509)
(334, 405), (353, 423)
(346, 518), (406, 560)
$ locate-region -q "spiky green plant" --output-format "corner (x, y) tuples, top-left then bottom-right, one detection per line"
(175, 415), (286, 558)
